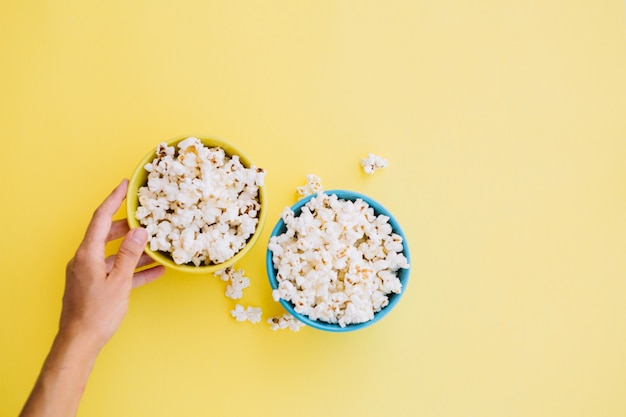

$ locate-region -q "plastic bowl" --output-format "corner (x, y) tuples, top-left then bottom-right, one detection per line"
(127, 135), (267, 274)
(266, 190), (410, 332)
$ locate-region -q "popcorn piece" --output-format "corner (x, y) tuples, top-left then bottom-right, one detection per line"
(267, 313), (305, 331)
(269, 192), (409, 327)
(245, 306), (263, 324)
(231, 304), (263, 324)
(135, 137), (265, 266)
(214, 267), (251, 300)
(225, 276), (250, 300)
(231, 304), (248, 322)
(214, 266), (237, 282)
(296, 174), (323, 197)
(360, 153), (388, 174)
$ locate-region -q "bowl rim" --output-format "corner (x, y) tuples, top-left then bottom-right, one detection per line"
(126, 135), (267, 274)
(266, 189), (411, 332)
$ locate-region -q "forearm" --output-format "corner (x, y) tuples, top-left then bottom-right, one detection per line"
(20, 327), (103, 417)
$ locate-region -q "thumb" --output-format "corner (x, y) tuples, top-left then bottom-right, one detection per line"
(110, 228), (149, 279)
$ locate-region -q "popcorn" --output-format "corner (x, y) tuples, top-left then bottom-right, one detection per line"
(135, 138), (265, 266)
(269, 192), (409, 328)
(360, 153), (388, 174)
(214, 267), (251, 300)
(296, 174), (323, 198)
(225, 276), (250, 300)
(267, 313), (305, 331)
(214, 266), (238, 282)
(231, 304), (262, 324)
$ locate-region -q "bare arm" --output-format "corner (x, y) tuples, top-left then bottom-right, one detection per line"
(20, 179), (165, 417)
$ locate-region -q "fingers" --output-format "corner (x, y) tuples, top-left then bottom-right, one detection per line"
(107, 219), (130, 242)
(109, 228), (149, 280)
(82, 179), (129, 253)
(106, 252), (155, 273)
(132, 265), (166, 289)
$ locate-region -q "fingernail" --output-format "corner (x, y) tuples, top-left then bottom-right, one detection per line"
(131, 228), (148, 244)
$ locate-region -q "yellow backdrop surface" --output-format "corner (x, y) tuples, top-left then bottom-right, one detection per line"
(2, 1), (626, 416)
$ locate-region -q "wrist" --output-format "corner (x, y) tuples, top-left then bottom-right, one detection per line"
(55, 322), (107, 359)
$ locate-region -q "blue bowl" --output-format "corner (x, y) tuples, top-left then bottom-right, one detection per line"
(266, 190), (411, 332)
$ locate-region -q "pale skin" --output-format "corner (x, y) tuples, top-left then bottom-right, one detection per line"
(19, 179), (165, 417)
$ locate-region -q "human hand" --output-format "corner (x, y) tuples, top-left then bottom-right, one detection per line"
(60, 179), (165, 349)
(19, 179), (165, 417)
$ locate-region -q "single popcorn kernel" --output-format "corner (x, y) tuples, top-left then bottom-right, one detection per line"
(296, 174), (323, 198)
(360, 153), (388, 174)
(135, 137), (265, 266)
(267, 313), (305, 331)
(214, 267), (251, 300)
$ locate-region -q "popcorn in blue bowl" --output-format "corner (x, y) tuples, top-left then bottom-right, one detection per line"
(267, 190), (410, 332)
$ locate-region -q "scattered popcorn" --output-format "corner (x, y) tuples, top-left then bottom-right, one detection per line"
(135, 137), (265, 266)
(231, 304), (248, 321)
(215, 267), (251, 300)
(231, 304), (263, 324)
(296, 174), (323, 198)
(360, 153), (388, 174)
(226, 276), (250, 300)
(269, 192), (409, 328)
(214, 267), (237, 282)
(267, 313), (305, 331)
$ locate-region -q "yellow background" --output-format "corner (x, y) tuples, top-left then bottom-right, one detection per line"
(2, 1), (626, 416)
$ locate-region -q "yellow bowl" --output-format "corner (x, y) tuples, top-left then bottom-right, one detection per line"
(126, 135), (267, 274)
